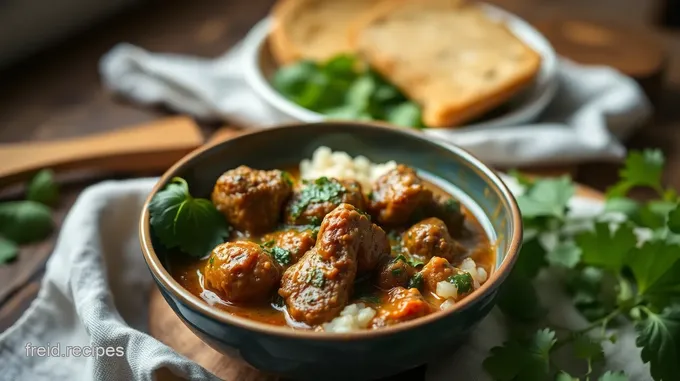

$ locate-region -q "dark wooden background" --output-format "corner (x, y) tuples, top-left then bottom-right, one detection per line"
(1, 0), (679, 369)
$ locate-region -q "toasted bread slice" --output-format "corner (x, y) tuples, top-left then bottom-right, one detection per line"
(270, 0), (380, 65)
(350, 0), (542, 127)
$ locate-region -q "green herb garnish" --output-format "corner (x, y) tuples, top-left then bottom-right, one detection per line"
(208, 256), (215, 267)
(270, 246), (292, 266)
(0, 170), (59, 265)
(27, 169), (59, 206)
(260, 239), (275, 248)
(391, 268), (404, 277)
(281, 171), (294, 187)
(306, 267), (326, 288)
(394, 254), (424, 268)
(0, 237), (18, 264)
(485, 150), (680, 381)
(289, 177), (346, 219)
(448, 272), (473, 294)
(408, 272), (424, 290)
(272, 54), (425, 128)
(0, 201), (53, 244)
(149, 177), (230, 258)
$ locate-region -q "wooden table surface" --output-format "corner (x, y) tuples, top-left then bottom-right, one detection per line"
(1, 0), (679, 377)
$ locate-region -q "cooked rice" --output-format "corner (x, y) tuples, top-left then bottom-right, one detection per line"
(322, 303), (377, 332)
(299, 146), (397, 191)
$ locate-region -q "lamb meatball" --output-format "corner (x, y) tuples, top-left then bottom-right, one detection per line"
(403, 217), (466, 263)
(211, 166), (292, 233)
(261, 229), (316, 268)
(376, 256), (417, 290)
(204, 241), (280, 303)
(421, 195), (466, 237)
(368, 165), (432, 226)
(371, 287), (432, 328)
(279, 204), (389, 325)
(285, 177), (364, 225)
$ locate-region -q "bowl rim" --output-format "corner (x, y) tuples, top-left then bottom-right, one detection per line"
(240, 2), (559, 130)
(139, 121), (523, 341)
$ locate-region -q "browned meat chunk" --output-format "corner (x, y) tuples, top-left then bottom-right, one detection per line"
(261, 229), (316, 268)
(211, 166), (292, 234)
(279, 204), (389, 325)
(420, 256), (466, 293)
(204, 241), (280, 302)
(371, 287), (433, 328)
(285, 177), (364, 225)
(403, 217), (466, 263)
(368, 165), (432, 226)
(376, 257), (417, 290)
(421, 195), (466, 237)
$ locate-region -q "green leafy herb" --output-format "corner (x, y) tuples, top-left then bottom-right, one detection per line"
(272, 54), (424, 128)
(486, 150), (680, 381)
(515, 176), (574, 219)
(26, 169), (59, 206)
(408, 272), (424, 290)
(394, 254), (424, 268)
(261, 240), (275, 248)
(386, 102), (424, 129)
(270, 246), (292, 266)
(149, 177), (230, 258)
(0, 237), (19, 264)
(0, 201), (53, 244)
(289, 177), (346, 219)
(391, 267), (403, 276)
(483, 329), (556, 381)
(208, 256), (215, 267)
(607, 150), (665, 197)
(449, 272), (473, 294)
(546, 240), (582, 268)
(575, 222), (636, 272)
(281, 171), (294, 187)
(635, 306), (680, 381)
(307, 268), (326, 288)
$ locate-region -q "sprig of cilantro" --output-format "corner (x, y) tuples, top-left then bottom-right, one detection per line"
(149, 177), (230, 258)
(486, 150), (680, 380)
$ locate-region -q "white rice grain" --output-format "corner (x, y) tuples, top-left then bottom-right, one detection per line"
(299, 146), (397, 191)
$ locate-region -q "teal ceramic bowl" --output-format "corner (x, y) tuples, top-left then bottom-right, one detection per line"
(139, 122), (522, 381)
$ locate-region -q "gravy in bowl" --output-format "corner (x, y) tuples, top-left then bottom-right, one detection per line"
(165, 148), (494, 332)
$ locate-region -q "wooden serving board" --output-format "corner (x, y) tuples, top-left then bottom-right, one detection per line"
(148, 186), (603, 381)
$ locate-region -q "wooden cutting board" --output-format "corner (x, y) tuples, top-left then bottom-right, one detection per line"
(148, 187), (603, 381)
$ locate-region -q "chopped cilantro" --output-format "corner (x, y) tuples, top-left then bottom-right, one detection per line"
(448, 272), (473, 294)
(289, 177), (346, 219)
(391, 267), (403, 277)
(208, 256), (214, 267)
(271, 246), (292, 266)
(393, 254), (424, 268)
(281, 171), (294, 187)
(260, 239), (275, 248)
(306, 268), (326, 288)
(408, 272), (423, 290)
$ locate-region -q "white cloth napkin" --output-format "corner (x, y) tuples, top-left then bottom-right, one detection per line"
(0, 178), (651, 381)
(99, 42), (651, 167)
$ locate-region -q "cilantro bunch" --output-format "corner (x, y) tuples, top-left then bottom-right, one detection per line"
(272, 54), (425, 128)
(485, 150), (680, 380)
(0, 170), (58, 264)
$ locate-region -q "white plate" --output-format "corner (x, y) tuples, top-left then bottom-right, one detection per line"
(241, 3), (558, 129)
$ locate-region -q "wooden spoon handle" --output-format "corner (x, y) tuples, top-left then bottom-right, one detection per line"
(0, 117), (205, 185)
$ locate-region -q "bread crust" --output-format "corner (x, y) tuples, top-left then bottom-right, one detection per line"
(270, 0), (380, 66)
(350, 0), (542, 127)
